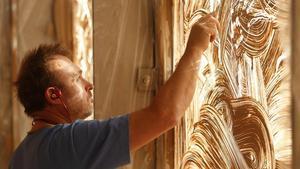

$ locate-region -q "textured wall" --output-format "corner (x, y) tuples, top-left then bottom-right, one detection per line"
(170, 0), (291, 168)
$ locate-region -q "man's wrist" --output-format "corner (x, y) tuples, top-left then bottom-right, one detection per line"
(184, 46), (204, 60)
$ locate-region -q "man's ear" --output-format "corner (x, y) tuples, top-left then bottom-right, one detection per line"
(45, 87), (62, 104)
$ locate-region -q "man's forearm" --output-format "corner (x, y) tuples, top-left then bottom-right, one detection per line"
(129, 49), (203, 151)
(151, 48), (203, 127)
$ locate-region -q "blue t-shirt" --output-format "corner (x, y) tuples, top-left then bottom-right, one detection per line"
(9, 115), (130, 169)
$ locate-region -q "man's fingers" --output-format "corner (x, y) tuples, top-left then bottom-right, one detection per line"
(195, 17), (219, 42)
(206, 15), (220, 32)
(211, 11), (217, 17)
(210, 28), (218, 42)
(210, 16), (220, 32)
(202, 23), (218, 42)
(197, 14), (211, 23)
(208, 26), (218, 42)
(197, 14), (220, 32)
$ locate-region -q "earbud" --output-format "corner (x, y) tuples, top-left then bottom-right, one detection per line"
(47, 86), (71, 122)
(50, 87), (62, 99)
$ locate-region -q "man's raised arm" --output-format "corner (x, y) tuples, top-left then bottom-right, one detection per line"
(129, 14), (220, 151)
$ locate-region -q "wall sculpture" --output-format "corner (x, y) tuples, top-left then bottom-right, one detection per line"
(172, 0), (291, 168)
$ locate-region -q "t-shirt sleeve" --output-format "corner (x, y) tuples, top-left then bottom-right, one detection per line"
(49, 114), (130, 169)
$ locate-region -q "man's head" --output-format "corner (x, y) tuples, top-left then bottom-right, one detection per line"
(16, 44), (93, 120)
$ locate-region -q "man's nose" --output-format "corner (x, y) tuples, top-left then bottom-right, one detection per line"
(85, 80), (94, 91)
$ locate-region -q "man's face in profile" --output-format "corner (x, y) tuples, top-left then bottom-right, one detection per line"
(46, 55), (94, 120)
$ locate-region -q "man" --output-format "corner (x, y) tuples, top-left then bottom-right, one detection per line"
(9, 14), (219, 169)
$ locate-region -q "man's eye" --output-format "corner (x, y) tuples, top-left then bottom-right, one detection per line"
(73, 76), (80, 82)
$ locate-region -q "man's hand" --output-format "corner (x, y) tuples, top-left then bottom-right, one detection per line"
(185, 13), (220, 57)
(129, 14), (220, 151)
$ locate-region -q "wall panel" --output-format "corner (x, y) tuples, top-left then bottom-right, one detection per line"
(0, 0), (13, 168)
(292, 0), (300, 168)
(93, 0), (156, 168)
(169, 0), (292, 168)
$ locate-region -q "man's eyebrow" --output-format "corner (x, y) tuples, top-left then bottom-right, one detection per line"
(72, 69), (82, 77)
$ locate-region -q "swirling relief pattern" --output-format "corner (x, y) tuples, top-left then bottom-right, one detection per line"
(177, 0), (291, 168)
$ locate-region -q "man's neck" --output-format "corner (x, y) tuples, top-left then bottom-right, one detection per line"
(28, 108), (73, 134)
(32, 108), (73, 125)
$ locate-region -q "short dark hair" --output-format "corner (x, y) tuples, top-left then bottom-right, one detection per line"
(15, 43), (71, 117)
